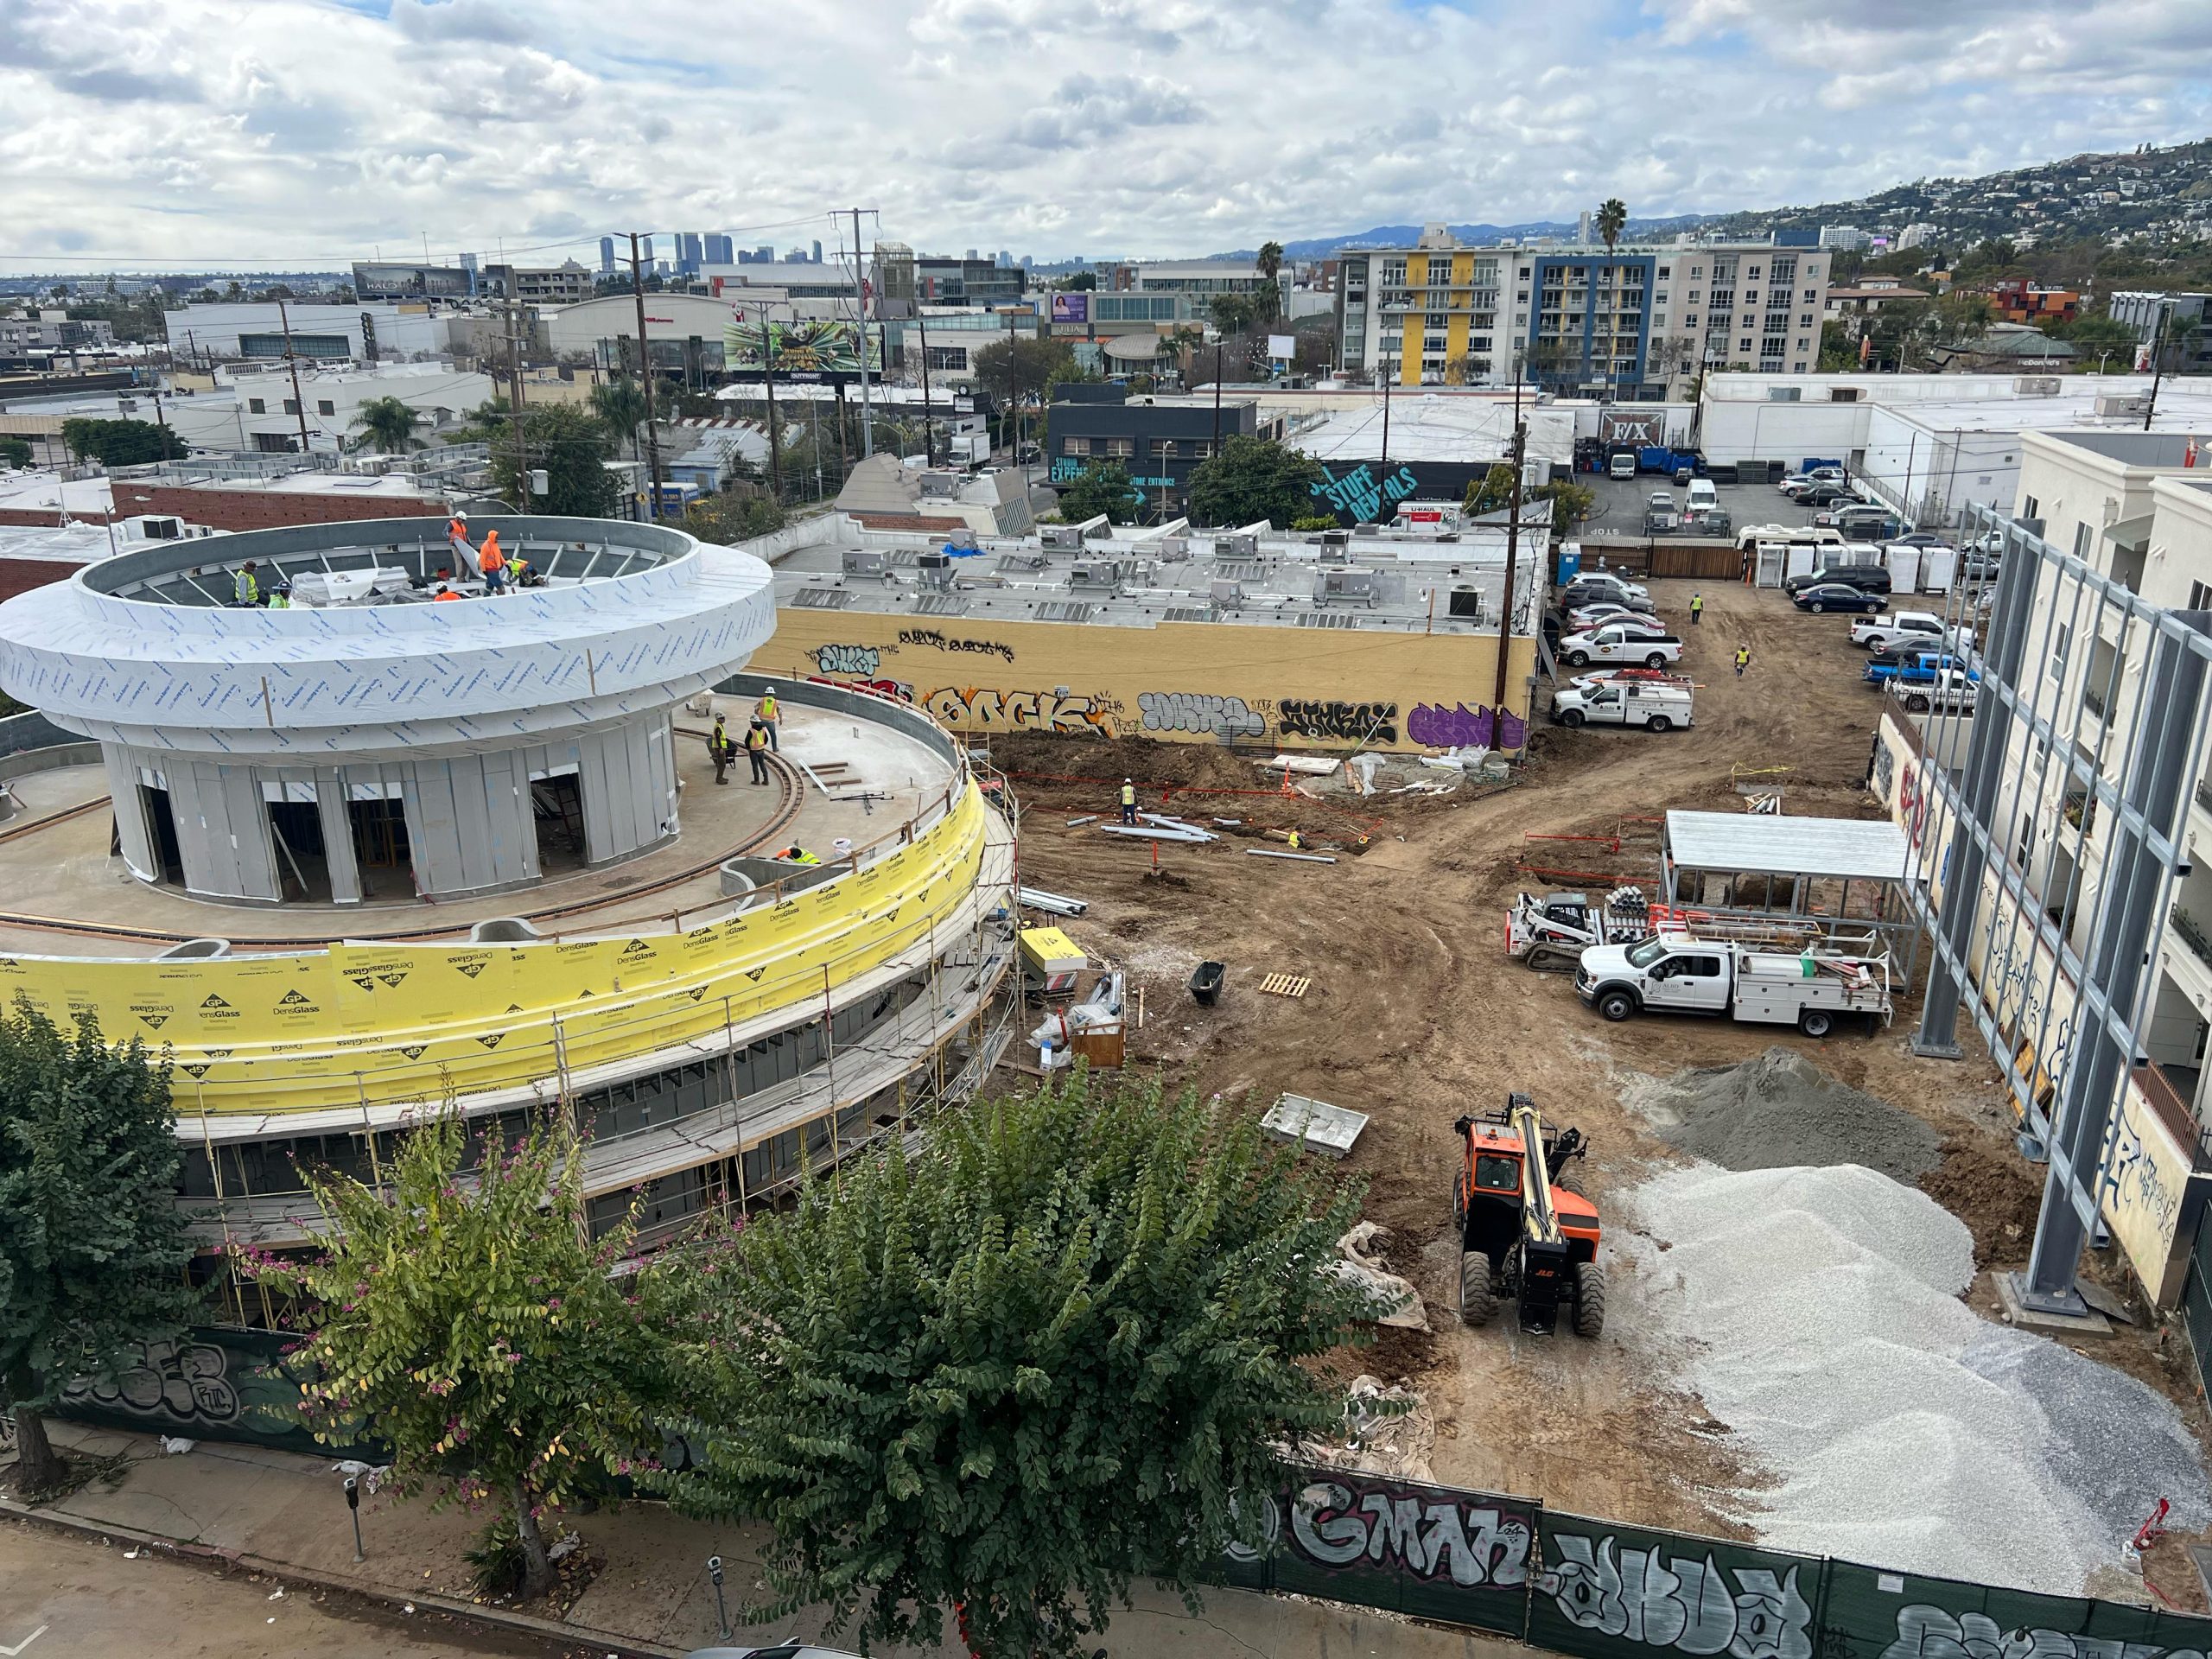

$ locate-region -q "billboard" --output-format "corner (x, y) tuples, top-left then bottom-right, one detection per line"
(721, 317), (883, 384)
(350, 261), (471, 301)
(1051, 292), (1090, 325)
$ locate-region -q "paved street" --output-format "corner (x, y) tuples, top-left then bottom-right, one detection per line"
(0, 1520), (553, 1659)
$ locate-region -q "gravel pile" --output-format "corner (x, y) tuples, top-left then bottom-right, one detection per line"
(1624, 1162), (2209, 1593)
(1624, 1047), (1942, 1180)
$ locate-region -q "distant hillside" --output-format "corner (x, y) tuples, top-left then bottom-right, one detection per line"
(1216, 216), (1722, 261)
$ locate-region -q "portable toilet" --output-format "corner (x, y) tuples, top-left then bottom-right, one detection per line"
(1556, 547), (1582, 585)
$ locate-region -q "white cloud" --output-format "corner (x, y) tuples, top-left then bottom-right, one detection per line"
(3, 0), (2209, 266)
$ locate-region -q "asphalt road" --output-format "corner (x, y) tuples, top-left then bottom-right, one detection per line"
(0, 1521), (556, 1659)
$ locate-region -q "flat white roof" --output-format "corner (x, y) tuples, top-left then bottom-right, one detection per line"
(1664, 810), (1910, 882)
(1294, 397), (1576, 467)
(0, 472), (112, 517)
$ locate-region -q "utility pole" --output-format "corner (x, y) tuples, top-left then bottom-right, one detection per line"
(1212, 345), (1223, 452)
(276, 298), (313, 455)
(149, 384), (173, 462)
(505, 296), (531, 505)
(1491, 363), (1529, 721)
(916, 309), (936, 467)
(845, 209), (874, 458)
(1379, 355), (1393, 479)
(2145, 301), (2172, 432)
(627, 232), (664, 520)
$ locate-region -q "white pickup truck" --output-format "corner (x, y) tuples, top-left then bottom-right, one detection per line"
(1551, 678), (1693, 731)
(1574, 933), (1892, 1038)
(1890, 666), (1978, 715)
(1850, 610), (1959, 653)
(1557, 623), (1683, 670)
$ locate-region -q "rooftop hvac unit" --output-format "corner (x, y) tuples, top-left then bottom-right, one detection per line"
(1316, 569), (1382, 609)
(917, 550), (955, 589)
(1446, 587), (1482, 619)
(1351, 522), (1382, 536)
(1318, 543), (1348, 563)
(1069, 558), (1126, 591)
(1320, 528), (1351, 547)
(918, 469), (963, 499)
(1209, 578), (1244, 607)
(2096, 395), (2152, 419)
(2014, 376), (2062, 397)
(1040, 524), (1085, 550)
(141, 516), (183, 541)
(1218, 532), (1258, 558)
(842, 548), (889, 578)
(1158, 535), (1192, 561)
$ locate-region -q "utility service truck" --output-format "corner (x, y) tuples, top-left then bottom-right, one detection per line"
(1557, 623), (1684, 670)
(1550, 677), (1692, 730)
(1574, 931), (1893, 1038)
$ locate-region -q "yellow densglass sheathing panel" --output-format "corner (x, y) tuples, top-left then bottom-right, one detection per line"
(0, 784), (994, 1116)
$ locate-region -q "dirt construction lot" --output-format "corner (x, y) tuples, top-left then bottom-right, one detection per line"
(992, 576), (2212, 1560)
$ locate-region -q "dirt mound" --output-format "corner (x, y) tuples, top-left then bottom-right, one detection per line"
(1624, 1046), (1942, 1181)
(1920, 1137), (2042, 1268)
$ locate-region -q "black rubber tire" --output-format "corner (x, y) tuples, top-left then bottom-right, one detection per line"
(1799, 1007), (1836, 1039)
(1558, 708), (1586, 728)
(1809, 601), (1826, 613)
(1452, 1172), (1467, 1235)
(1597, 988), (1637, 1022)
(1646, 715), (1672, 733)
(1573, 1262), (1607, 1338)
(1459, 1250), (1498, 1327)
(1557, 1167), (1588, 1198)
(1904, 694), (1930, 713)
(1645, 653), (1669, 669)
(1567, 649), (1591, 667)
(1865, 636), (1886, 652)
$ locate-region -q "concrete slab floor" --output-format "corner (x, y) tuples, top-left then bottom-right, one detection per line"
(0, 702), (959, 957)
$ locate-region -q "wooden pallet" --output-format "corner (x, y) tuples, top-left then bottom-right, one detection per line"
(1258, 973), (1312, 999)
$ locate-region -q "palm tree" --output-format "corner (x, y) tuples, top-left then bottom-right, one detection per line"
(1255, 239), (1285, 324)
(350, 396), (424, 454)
(589, 378), (650, 460)
(1594, 199), (1628, 399)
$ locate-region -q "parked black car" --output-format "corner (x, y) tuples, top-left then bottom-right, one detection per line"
(1890, 531), (1949, 550)
(1797, 483), (1855, 508)
(1792, 582), (1887, 614)
(1783, 564), (1894, 596)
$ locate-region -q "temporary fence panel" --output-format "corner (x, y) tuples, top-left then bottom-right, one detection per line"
(55, 1325), (384, 1460)
(1529, 1510), (1825, 1659)
(1217, 1465), (1538, 1637)
(1818, 1558), (2212, 1659)
(1647, 544), (1747, 582)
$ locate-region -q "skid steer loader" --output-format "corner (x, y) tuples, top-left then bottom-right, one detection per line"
(1504, 886), (1652, 973)
(1451, 1093), (1605, 1338)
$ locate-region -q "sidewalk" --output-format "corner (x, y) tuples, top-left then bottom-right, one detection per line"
(2, 1422), (1516, 1659)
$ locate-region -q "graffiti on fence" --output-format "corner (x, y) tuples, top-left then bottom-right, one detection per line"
(1406, 702), (1529, 752)
(808, 643), (890, 677)
(806, 674), (914, 703)
(923, 685), (1114, 735)
(1138, 691), (1267, 738)
(1281, 1476), (1534, 1587)
(1280, 699), (1397, 745)
(1537, 1531), (1814, 1659)
(899, 629), (1016, 663)
(62, 1335), (243, 1424)
(1876, 1605), (2205, 1659)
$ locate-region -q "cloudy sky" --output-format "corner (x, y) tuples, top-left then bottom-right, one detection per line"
(7, 0), (2212, 270)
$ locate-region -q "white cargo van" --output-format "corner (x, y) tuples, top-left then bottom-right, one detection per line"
(1686, 478), (1718, 515)
(1608, 452), (1637, 480)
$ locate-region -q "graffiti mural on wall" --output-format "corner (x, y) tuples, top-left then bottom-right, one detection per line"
(923, 686), (1115, 734)
(1878, 1605), (2200, 1659)
(1280, 1476), (1534, 1586)
(805, 674), (913, 703)
(1312, 462), (1422, 526)
(1407, 702), (1528, 751)
(808, 643), (889, 677)
(63, 1335), (243, 1424)
(1280, 699), (1398, 744)
(1536, 1531), (1815, 1659)
(899, 629), (1016, 663)
(1139, 691), (1267, 738)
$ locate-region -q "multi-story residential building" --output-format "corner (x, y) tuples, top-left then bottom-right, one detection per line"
(2110, 292), (2212, 372)
(1333, 226), (1830, 393)
(867, 247), (1024, 315)
(1982, 280), (2081, 327)
(483, 261), (594, 305)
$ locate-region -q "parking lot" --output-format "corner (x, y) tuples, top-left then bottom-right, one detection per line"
(1577, 469), (1857, 542)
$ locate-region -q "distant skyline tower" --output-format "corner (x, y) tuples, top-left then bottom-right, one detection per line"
(811, 238), (823, 263)
(704, 232), (733, 264)
(964, 247), (978, 260)
(598, 235), (616, 275)
(640, 234), (655, 264)
(677, 232), (703, 275)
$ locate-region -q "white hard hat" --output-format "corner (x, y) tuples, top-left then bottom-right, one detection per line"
(455, 510), (468, 521)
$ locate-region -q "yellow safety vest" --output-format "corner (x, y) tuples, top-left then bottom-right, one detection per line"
(759, 695), (779, 720)
(744, 728), (767, 752)
(234, 570), (257, 604)
(791, 849), (820, 866)
(1121, 785), (1135, 807)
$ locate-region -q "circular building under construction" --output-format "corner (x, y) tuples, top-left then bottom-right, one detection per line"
(0, 515), (1017, 1299)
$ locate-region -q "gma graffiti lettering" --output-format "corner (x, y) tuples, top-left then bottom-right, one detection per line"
(808, 642), (888, 677)
(1139, 690), (1266, 738)
(1312, 461), (1421, 524)
(1280, 1477), (1532, 1587)
(1541, 1532), (1813, 1659)
(1878, 1604), (2210, 1659)
(899, 629), (1016, 663)
(1280, 698), (1397, 744)
(924, 685), (1113, 735)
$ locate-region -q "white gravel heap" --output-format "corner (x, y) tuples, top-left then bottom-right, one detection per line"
(1625, 1163), (2209, 1594)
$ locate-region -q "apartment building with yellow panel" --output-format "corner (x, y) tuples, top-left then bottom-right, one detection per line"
(1335, 224), (1831, 393)
(0, 516), (1016, 1285)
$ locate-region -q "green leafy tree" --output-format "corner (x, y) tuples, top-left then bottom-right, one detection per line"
(1463, 461), (1518, 517)
(1052, 460), (1138, 525)
(490, 404), (618, 517)
(588, 378), (650, 459)
(1594, 198), (1629, 396)
(650, 1071), (1386, 1659)
(2051, 313), (2141, 369)
(1255, 241), (1285, 323)
(1051, 271), (1097, 292)
(0, 1007), (196, 1495)
(1208, 293), (1257, 336)
(0, 437), (30, 470)
(57, 416), (183, 467)
(1534, 477), (1596, 536)
(684, 488), (787, 544)
(969, 336), (1079, 408)
(1289, 514), (1338, 531)
(1186, 434), (1325, 528)
(1817, 320), (1859, 372)
(349, 396), (424, 454)
(252, 1109), (654, 1602)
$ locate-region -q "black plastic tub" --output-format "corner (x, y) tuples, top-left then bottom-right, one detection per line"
(1189, 961), (1226, 1007)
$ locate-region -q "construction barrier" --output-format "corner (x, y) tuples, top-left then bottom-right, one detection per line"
(54, 1350), (2212, 1648)
(0, 782), (995, 1116)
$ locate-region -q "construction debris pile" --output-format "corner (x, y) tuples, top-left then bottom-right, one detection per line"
(1621, 1047), (1942, 1182)
(1621, 1162), (2210, 1594)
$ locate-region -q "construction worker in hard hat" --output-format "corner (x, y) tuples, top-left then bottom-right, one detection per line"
(783, 844), (821, 866)
(755, 688), (780, 751)
(479, 529), (505, 594)
(1287, 829), (1302, 850)
(1119, 778), (1136, 825)
(433, 583), (461, 601)
(744, 719), (770, 785)
(448, 511), (473, 565)
(266, 583), (291, 610)
(708, 713), (733, 785)
(232, 561), (259, 607)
